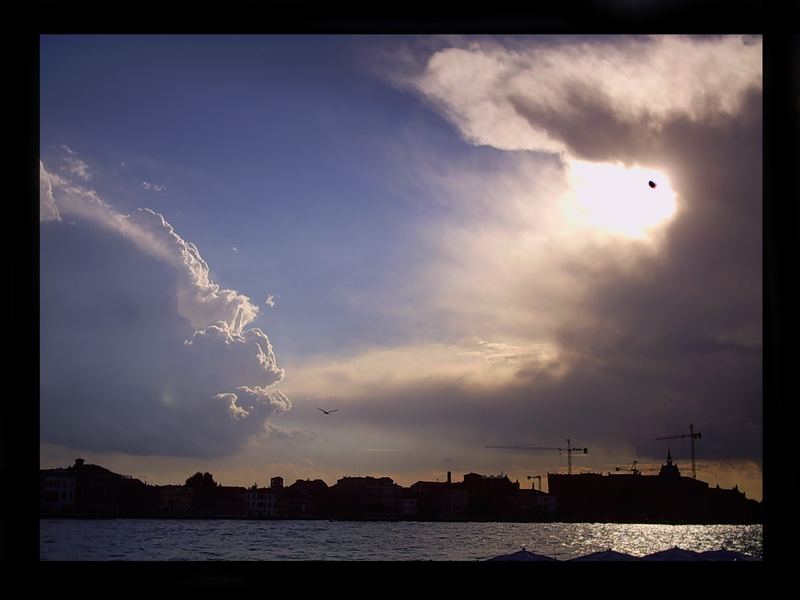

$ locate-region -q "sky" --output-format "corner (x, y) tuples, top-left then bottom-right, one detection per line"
(39, 34), (763, 500)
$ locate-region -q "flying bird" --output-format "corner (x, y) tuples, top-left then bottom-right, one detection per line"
(648, 180), (657, 189)
(316, 407), (339, 415)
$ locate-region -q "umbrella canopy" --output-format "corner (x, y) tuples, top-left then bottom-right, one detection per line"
(700, 550), (759, 561)
(640, 547), (709, 561)
(487, 548), (557, 561)
(569, 549), (639, 561)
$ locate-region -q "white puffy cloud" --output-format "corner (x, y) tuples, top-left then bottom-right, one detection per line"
(127, 208), (262, 335)
(39, 160), (288, 457)
(184, 325), (284, 385)
(415, 35), (761, 157)
(216, 387), (290, 422)
(41, 164), (261, 337)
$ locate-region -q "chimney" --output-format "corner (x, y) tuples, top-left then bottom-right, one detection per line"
(447, 471), (452, 484)
(74, 458), (85, 468)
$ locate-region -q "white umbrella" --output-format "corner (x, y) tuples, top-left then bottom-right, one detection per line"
(640, 547), (709, 561)
(569, 549), (639, 561)
(487, 547), (558, 561)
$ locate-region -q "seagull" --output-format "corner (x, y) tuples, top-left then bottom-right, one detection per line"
(316, 407), (339, 415)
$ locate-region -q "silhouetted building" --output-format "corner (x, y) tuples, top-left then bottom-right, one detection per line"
(41, 455), (756, 523)
(410, 472), (557, 522)
(159, 485), (193, 518)
(247, 487), (278, 518)
(40, 473), (76, 514)
(278, 479), (330, 519)
(40, 458), (158, 517)
(547, 451), (761, 524)
(399, 489), (420, 519)
(462, 473), (520, 521)
(331, 476), (401, 520)
(516, 488), (557, 520)
(707, 484), (760, 523)
(213, 486), (249, 518)
(410, 479), (468, 521)
(659, 449), (681, 478)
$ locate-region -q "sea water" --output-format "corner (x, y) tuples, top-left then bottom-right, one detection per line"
(39, 519), (763, 561)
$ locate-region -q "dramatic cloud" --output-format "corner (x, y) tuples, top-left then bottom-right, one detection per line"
(37, 37), (762, 499)
(285, 35), (762, 490)
(39, 160), (288, 457)
(413, 35), (761, 159)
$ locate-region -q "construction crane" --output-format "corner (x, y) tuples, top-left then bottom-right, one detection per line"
(486, 438), (588, 475)
(527, 474), (542, 491)
(655, 424), (702, 479)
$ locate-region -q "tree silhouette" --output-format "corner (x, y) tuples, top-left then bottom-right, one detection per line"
(185, 471), (218, 489)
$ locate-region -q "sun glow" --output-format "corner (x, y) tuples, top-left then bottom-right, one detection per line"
(564, 160), (678, 239)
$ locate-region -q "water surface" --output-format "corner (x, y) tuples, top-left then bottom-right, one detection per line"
(39, 519), (763, 561)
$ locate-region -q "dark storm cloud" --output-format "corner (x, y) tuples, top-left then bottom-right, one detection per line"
(339, 36), (763, 468)
(547, 89), (763, 460)
(327, 327), (760, 463)
(508, 82), (656, 164)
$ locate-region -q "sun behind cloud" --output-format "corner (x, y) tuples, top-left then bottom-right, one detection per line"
(563, 160), (678, 240)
